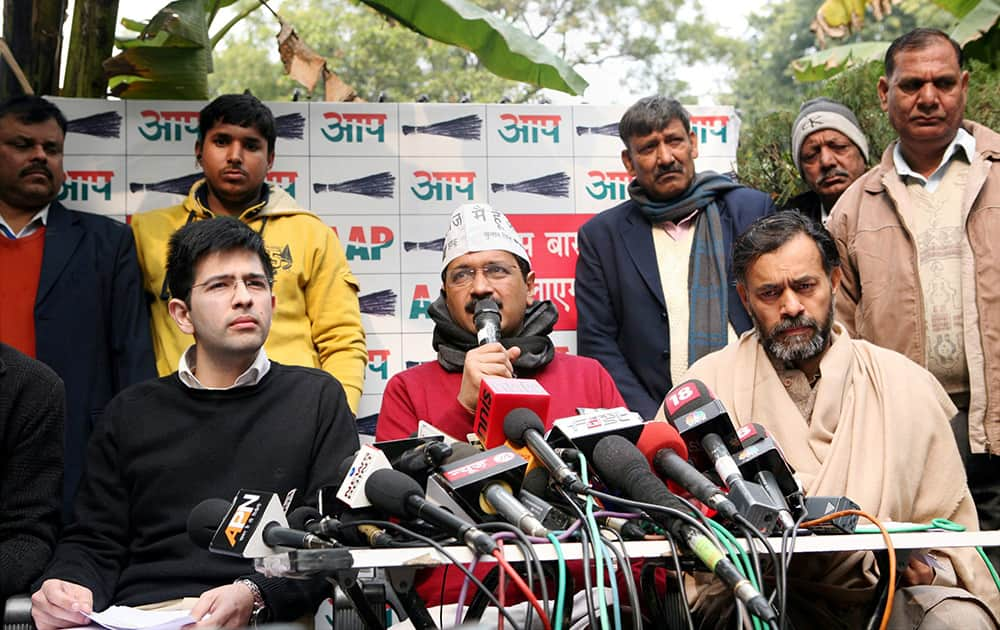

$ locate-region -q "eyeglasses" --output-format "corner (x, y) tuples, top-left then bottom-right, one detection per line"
(190, 275), (273, 297)
(446, 263), (515, 288)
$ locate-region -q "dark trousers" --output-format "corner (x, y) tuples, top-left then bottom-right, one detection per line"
(950, 408), (1000, 571)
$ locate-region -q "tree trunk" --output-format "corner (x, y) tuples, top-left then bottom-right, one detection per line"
(1, 0), (69, 98)
(63, 0), (120, 97)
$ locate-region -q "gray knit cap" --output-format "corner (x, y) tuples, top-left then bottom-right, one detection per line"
(791, 98), (870, 172)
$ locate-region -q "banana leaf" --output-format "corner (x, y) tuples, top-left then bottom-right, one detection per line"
(791, 41), (889, 82)
(104, 0), (247, 99)
(358, 0), (588, 95)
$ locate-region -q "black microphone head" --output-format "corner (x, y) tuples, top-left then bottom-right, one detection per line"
(503, 408), (546, 447)
(521, 466), (551, 497)
(364, 468), (423, 518)
(592, 435), (686, 538)
(187, 498), (231, 550)
(287, 506), (322, 531)
(474, 298), (501, 321)
(591, 435), (649, 492)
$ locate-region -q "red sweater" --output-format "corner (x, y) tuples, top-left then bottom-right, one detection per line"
(376, 352), (626, 441)
(376, 352), (626, 606)
(0, 228), (45, 357)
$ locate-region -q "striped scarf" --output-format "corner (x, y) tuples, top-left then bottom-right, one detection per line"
(629, 171), (741, 364)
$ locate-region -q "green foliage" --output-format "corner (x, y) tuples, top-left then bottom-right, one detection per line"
(718, 0), (951, 123)
(794, 0), (999, 81)
(736, 59), (1000, 204)
(209, 0), (717, 102)
(358, 0), (587, 95)
(210, 0), (532, 101)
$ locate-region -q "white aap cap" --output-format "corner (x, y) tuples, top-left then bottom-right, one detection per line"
(441, 203), (529, 272)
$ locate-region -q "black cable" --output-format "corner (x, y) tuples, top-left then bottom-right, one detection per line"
(601, 526), (642, 630)
(586, 488), (719, 542)
(737, 522), (766, 605)
(557, 487), (599, 630)
(641, 562), (666, 627)
(439, 563), (448, 629)
(779, 512), (808, 630)
(349, 519), (526, 630)
(479, 522), (550, 624)
(664, 530), (696, 630)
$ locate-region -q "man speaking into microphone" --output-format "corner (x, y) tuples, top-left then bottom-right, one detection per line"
(377, 203), (624, 441)
(658, 211), (999, 627)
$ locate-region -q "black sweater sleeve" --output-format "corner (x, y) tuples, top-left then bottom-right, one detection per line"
(0, 352), (64, 599)
(38, 395), (131, 608)
(241, 373), (359, 622)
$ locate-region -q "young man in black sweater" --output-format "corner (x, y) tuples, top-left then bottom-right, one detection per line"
(32, 217), (359, 630)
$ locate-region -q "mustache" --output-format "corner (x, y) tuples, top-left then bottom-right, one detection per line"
(20, 165), (52, 178)
(769, 313), (818, 336)
(465, 299), (503, 315)
(818, 167), (851, 185)
(655, 163), (684, 176)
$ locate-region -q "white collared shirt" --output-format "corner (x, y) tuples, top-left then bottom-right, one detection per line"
(0, 205), (49, 239)
(178, 346), (271, 390)
(893, 127), (976, 193)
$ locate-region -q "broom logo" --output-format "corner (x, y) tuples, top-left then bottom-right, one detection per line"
(575, 122), (618, 137)
(129, 172), (202, 195)
(313, 172), (395, 199)
(401, 114), (481, 140)
(402, 238), (445, 252)
(66, 111), (122, 138)
(360, 289), (398, 317)
(490, 172), (570, 198)
(275, 113), (306, 140)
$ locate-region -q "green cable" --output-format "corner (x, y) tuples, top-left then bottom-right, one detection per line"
(546, 532), (567, 630)
(579, 454), (611, 629)
(601, 538), (623, 630)
(709, 520), (764, 630)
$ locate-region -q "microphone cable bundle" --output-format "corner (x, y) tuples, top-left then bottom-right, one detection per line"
(187, 379), (993, 630)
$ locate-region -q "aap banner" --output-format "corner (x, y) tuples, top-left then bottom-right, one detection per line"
(48, 97), (739, 425)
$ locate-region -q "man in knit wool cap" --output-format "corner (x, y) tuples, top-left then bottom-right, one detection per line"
(785, 97), (869, 223)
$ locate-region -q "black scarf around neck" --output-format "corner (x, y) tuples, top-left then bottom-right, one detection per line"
(429, 295), (558, 373)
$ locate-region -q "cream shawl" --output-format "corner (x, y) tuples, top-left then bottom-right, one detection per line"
(675, 324), (999, 610)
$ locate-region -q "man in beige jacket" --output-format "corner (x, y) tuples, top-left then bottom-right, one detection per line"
(674, 211), (998, 628)
(827, 27), (1000, 568)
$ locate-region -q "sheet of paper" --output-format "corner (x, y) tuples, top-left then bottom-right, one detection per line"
(86, 606), (194, 630)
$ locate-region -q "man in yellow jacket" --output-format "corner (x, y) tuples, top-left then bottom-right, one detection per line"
(131, 94), (366, 412)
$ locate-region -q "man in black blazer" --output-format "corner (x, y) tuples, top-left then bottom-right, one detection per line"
(0, 95), (155, 520)
(575, 96), (775, 419)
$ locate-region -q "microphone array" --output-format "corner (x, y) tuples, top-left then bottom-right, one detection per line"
(186, 378), (867, 630)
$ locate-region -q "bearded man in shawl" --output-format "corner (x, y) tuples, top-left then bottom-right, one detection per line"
(575, 96), (775, 420)
(663, 211), (999, 628)
(376, 203), (624, 443)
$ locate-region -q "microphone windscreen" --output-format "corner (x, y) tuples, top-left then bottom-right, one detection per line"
(521, 466), (550, 497)
(187, 498), (231, 549)
(503, 407), (546, 446)
(662, 379), (716, 421)
(364, 468), (423, 517)
(287, 506), (321, 530)
(636, 421), (690, 465)
(592, 435), (650, 493)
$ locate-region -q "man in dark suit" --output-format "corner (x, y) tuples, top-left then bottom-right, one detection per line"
(0, 95), (155, 519)
(575, 96), (775, 419)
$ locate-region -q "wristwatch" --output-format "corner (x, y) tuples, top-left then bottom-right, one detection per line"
(235, 578), (266, 626)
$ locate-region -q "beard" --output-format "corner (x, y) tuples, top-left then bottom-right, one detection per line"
(752, 299), (835, 363)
